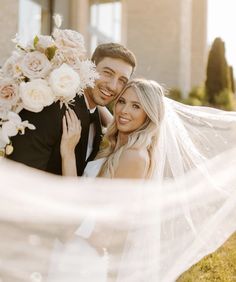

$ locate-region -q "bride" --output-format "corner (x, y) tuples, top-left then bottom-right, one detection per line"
(45, 78), (236, 281)
(47, 78), (165, 281)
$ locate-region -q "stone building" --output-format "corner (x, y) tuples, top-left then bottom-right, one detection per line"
(0, 0), (208, 96)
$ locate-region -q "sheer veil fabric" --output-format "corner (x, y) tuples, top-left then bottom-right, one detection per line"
(0, 98), (236, 282)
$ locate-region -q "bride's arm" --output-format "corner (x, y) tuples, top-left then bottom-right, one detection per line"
(60, 109), (81, 176)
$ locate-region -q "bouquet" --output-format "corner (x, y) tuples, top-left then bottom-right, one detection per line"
(0, 15), (99, 156)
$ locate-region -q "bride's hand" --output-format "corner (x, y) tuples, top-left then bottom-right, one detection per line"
(60, 109), (81, 157)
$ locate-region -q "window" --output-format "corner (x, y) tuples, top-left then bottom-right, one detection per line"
(18, 0), (42, 45)
(89, 0), (122, 53)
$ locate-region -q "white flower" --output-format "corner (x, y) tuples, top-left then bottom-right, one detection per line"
(35, 35), (55, 52)
(49, 63), (80, 101)
(0, 112), (35, 145)
(51, 47), (82, 69)
(20, 79), (54, 112)
(53, 14), (63, 28)
(75, 60), (100, 88)
(53, 28), (86, 55)
(21, 51), (51, 79)
(5, 144), (14, 155)
(2, 51), (24, 79)
(0, 78), (19, 110)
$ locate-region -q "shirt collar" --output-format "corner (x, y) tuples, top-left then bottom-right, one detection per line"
(83, 94), (96, 113)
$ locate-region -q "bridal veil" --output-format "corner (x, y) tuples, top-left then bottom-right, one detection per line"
(0, 98), (236, 281)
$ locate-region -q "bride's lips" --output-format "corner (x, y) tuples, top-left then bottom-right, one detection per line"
(117, 116), (131, 125)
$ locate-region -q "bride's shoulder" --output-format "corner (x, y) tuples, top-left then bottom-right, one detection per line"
(121, 148), (149, 163)
(115, 149), (149, 178)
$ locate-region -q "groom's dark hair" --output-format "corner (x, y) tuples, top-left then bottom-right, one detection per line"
(91, 43), (137, 74)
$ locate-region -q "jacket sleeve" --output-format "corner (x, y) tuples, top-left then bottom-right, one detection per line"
(8, 102), (65, 172)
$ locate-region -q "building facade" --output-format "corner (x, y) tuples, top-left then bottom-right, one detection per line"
(0, 0), (208, 96)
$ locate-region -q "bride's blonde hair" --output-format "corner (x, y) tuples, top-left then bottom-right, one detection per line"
(97, 78), (165, 178)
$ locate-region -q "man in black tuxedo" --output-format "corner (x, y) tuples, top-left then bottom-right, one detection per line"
(8, 43), (136, 176)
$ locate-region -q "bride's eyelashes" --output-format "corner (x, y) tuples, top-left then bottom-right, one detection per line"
(117, 97), (125, 104)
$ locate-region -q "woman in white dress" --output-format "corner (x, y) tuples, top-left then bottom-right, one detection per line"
(46, 79), (165, 282)
(61, 78), (165, 179)
(46, 78), (236, 282)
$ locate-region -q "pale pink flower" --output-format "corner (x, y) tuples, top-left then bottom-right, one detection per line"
(20, 51), (51, 79)
(53, 28), (86, 55)
(0, 78), (19, 110)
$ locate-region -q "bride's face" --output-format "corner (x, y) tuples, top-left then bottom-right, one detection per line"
(114, 87), (147, 134)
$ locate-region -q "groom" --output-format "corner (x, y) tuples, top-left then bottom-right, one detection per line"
(8, 43), (136, 176)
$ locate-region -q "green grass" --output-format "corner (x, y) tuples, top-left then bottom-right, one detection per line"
(177, 232), (236, 282)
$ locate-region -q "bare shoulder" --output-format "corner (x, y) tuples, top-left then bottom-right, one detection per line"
(120, 148), (149, 164)
(114, 149), (149, 179)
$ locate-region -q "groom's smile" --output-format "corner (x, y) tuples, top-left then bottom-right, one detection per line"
(84, 57), (133, 108)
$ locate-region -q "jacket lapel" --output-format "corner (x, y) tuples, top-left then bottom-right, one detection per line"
(87, 108), (102, 162)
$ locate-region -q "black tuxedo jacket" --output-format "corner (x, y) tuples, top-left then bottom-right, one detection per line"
(8, 95), (102, 176)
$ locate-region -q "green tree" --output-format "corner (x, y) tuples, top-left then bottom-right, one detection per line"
(205, 37), (231, 104)
(229, 65), (235, 93)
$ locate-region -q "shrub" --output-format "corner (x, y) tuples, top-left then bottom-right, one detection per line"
(214, 89), (235, 111)
(189, 85), (206, 101)
(167, 88), (182, 102)
(183, 97), (203, 106)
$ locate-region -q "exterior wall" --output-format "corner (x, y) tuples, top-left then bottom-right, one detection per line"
(0, 0), (19, 67)
(0, 0), (207, 95)
(125, 0), (197, 95)
(191, 0), (208, 88)
(126, 0), (180, 88)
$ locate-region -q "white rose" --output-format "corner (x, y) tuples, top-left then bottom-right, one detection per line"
(21, 51), (51, 79)
(35, 35), (55, 52)
(2, 51), (23, 79)
(53, 29), (86, 55)
(51, 47), (82, 69)
(20, 79), (54, 112)
(0, 78), (19, 110)
(49, 63), (80, 101)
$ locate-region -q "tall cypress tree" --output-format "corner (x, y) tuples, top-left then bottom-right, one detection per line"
(205, 37), (231, 104)
(229, 65), (235, 93)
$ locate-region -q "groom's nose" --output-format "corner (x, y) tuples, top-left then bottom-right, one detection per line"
(107, 77), (118, 93)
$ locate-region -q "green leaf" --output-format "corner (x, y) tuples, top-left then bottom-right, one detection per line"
(45, 46), (57, 61)
(33, 36), (39, 48)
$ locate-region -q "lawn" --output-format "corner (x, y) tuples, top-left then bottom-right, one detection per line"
(177, 232), (236, 281)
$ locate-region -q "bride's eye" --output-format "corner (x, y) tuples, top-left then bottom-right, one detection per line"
(117, 98), (125, 104)
(132, 104), (140, 109)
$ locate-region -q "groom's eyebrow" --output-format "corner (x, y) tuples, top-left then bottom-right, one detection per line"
(103, 67), (115, 73)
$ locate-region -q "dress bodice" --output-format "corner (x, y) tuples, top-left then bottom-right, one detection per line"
(83, 158), (106, 178)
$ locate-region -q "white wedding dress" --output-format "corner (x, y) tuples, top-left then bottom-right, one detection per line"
(47, 158), (108, 282)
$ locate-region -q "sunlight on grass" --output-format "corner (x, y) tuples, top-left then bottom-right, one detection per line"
(177, 232), (236, 281)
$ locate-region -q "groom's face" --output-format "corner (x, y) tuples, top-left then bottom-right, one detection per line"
(87, 57), (133, 107)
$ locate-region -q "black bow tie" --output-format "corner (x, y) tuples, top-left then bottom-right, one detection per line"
(89, 111), (96, 124)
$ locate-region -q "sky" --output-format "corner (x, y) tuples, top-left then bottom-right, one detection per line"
(208, 0), (236, 72)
